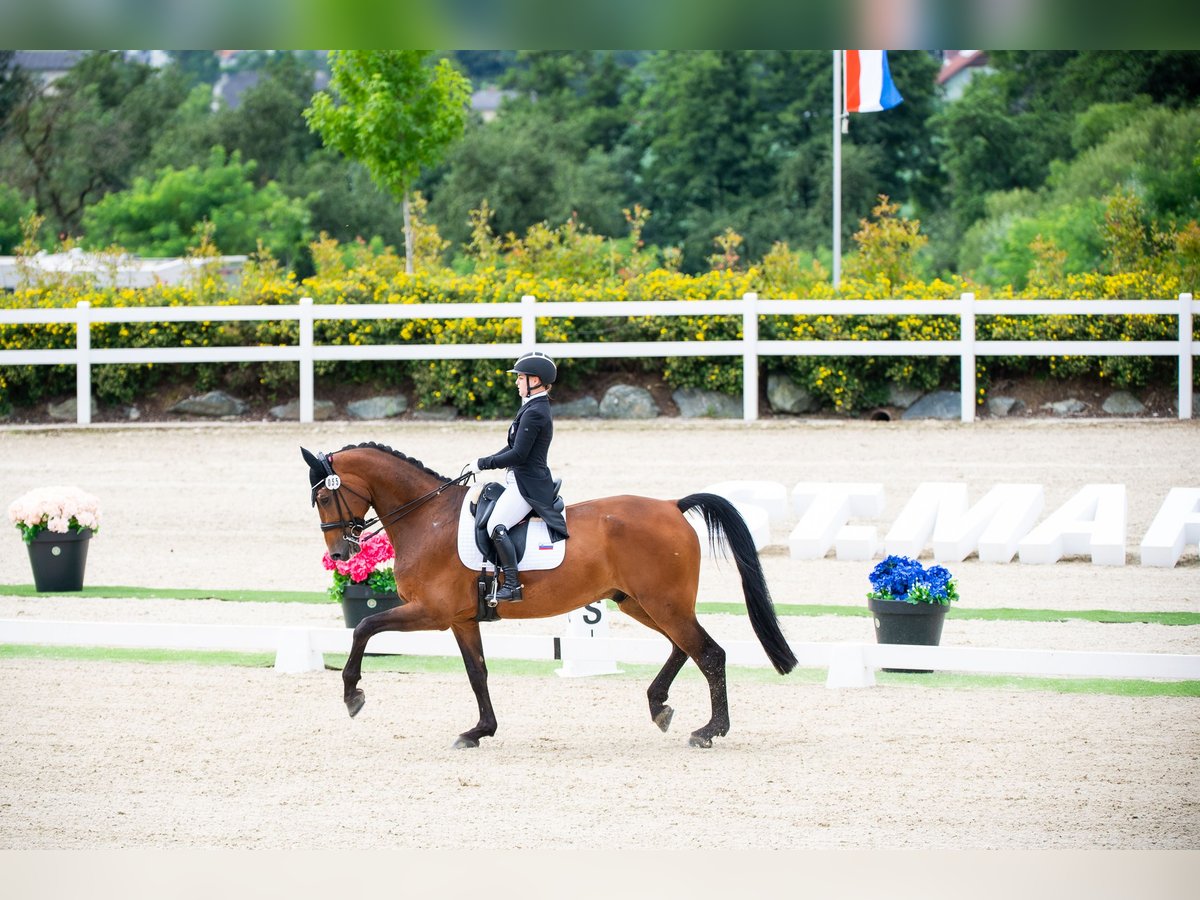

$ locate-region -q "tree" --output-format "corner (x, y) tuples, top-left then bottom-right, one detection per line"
(304, 51), (472, 273)
(0, 51), (188, 236)
(81, 147), (311, 263)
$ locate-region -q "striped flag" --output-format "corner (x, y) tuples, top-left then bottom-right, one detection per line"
(843, 50), (903, 114)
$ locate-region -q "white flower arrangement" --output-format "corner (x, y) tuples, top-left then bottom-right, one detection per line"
(7, 485), (102, 543)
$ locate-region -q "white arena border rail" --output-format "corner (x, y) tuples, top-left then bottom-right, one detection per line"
(0, 293), (1195, 425)
(2, 618), (1198, 688)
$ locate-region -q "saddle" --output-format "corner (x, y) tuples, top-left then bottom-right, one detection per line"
(471, 480), (565, 566)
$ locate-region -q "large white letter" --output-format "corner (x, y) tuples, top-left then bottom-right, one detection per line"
(1017, 484), (1127, 566)
(789, 482), (884, 559)
(1140, 488), (1200, 567)
(884, 482), (1044, 563)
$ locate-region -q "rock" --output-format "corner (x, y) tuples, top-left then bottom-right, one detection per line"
(269, 399), (336, 421)
(599, 384), (658, 419)
(1102, 390), (1145, 416)
(900, 390), (961, 420)
(347, 395), (408, 420)
(766, 375), (817, 414)
(1041, 398), (1088, 416)
(48, 398), (86, 421)
(672, 387), (741, 418)
(887, 384), (924, 409)
(986, 396), (1026, 417)
(411, 405), (458, 421)
(169, 390), (248, 417)
(554, 395), (600, 418)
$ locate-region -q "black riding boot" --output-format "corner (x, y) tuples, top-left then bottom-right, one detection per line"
(490, 525), (523, 603)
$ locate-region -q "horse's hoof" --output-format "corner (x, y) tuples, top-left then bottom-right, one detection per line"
(345, 691), (366, 718)
(452, 736), (480, 750)
(688, 734), (713, 749)
(653, 706), (674, 733)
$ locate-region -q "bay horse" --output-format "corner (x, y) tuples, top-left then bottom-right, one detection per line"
(302, 443), (797, 748)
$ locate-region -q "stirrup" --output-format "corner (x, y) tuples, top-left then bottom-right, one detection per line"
(492, 576), (523, 604)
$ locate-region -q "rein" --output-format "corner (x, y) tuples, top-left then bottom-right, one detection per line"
(312, 451), (472, 549)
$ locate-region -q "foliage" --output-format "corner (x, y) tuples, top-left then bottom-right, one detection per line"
(81, 147), (312, 264)
(867, 555), (959, 606)
(321, 530), (396, 601)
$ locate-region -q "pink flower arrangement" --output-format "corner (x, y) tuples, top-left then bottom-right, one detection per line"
(8, 485), (102, 543)
(322, 530), (396, 601)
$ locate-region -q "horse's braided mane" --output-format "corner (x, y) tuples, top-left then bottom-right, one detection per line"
(339, 442), (451, 484)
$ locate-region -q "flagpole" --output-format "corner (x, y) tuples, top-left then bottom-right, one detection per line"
(832, 50), (841, 287)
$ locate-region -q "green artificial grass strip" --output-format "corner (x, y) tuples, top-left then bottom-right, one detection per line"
(0, 584), (328, 603)
(0, 643), (276, 667)
(2, 585), (1196, 625)
(700, 601), (1200, 627)
(874, 670), (1200, 697)
(3, 644), (1196, 697)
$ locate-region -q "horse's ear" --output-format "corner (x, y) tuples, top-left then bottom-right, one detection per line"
(301, 446), (320, 468)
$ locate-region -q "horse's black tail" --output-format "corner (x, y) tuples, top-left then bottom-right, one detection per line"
(678, 493), (798, 676)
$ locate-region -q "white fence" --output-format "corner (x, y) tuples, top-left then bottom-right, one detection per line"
(2, 617), (1197, 688)
(1, 293), (1195, 424)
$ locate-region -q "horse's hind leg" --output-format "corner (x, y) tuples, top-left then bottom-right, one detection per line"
(651, 613), (730, 748)
(686, 627), (729, 748)
(450, 621), (497, 749)
(617, 594), (687, 733)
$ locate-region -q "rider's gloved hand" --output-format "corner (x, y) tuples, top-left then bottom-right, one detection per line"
(463, 460), (482, 476)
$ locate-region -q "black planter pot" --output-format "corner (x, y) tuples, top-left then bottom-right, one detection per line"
(867, 596), (949, 673)
(26, 528), (93, 592)
(339, 583), (403, 628)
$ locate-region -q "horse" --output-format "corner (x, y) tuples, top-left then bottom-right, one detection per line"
(302, 442), (797, 748)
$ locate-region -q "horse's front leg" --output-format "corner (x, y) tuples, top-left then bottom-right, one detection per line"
(449, 621), (497, 749)
(342, 602), (435, 718)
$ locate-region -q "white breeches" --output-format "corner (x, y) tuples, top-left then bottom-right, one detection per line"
(486, 470), (533, 534)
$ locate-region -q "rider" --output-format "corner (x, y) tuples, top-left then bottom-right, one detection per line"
(465, 351), (568, 602)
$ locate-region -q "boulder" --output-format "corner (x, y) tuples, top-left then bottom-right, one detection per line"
(766, 375), (818, 414)
(347, 395), (408, 420)
(169, 390), (248, 417)
(1101, 390), (1145, 416)
(554, 395), (600, 418)
(986, 396), (1026, 417)
(48, 397), (92, 421)
(269, 399), (336, 421)
(1041, 398), (1088, 416)
(672, 387), (741, 418)
(599, 384), (658, 419)
(900, 390), (961, 420)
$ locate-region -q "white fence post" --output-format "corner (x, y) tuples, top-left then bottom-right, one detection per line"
(521, 294), (537, 350)
(299, 296), (314, 424)
(742, 292), (759, 422)
(1180, 293), (1194, 420)
(960, 292), (976, 423)
(75, 301), (91, 425)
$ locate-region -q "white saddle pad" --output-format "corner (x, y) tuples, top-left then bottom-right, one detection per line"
(456, 485), (567, 572)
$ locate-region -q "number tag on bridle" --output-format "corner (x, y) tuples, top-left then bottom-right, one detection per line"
(324, 474), (341, 490)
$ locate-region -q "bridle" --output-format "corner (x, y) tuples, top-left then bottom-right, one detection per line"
(309, 451), (472, 552)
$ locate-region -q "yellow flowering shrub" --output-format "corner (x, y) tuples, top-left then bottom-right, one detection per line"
(1, 244), (1192, 416)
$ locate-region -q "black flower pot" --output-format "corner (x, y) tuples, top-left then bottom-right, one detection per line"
(867, 596), (949, 673)
(340, 583), (403, 628)
(26, 528), (93, 592)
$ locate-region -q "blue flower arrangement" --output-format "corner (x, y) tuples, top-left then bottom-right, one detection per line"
(867, 555), (959, 606)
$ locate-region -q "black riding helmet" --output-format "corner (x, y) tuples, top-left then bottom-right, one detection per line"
(508, 350), (557, 385)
